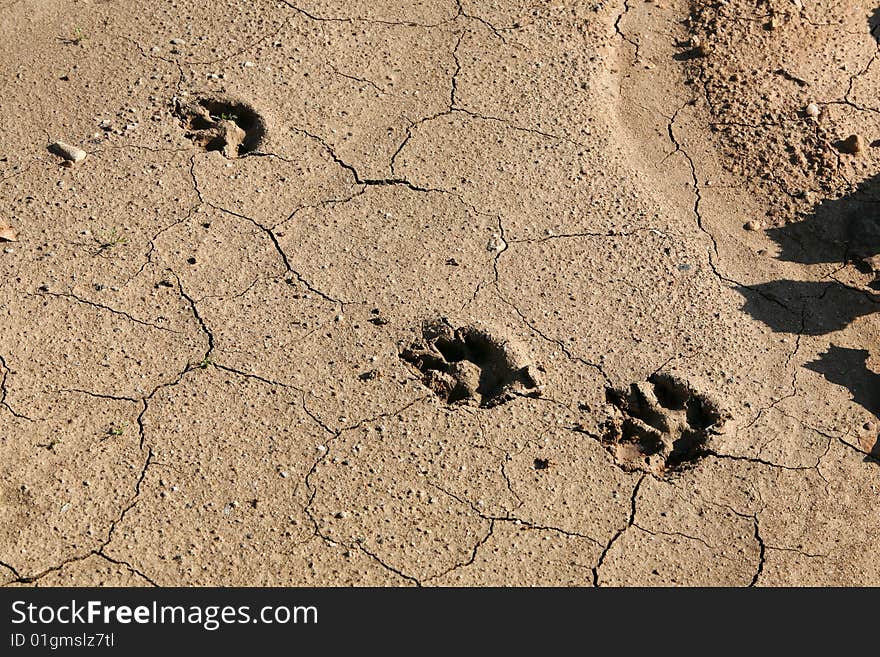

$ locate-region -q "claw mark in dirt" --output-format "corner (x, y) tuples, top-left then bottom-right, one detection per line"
(399, 319), (540, 408)
(174, 95), (266, 157)
(599, 373), (729, 475)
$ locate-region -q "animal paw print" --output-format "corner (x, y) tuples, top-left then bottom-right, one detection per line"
(174, 95), (265, 158)
(400, 319), (540, 408)
(599, 373), (728, 474)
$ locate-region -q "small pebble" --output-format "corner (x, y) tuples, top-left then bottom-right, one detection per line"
(744, 220), (762, 231)
(48, 140), (87, 163)
(837, 134), (865, 155)
(805, 103), (820, 118)
(487, 234), (506, 252)
(170, 38), (186, 45)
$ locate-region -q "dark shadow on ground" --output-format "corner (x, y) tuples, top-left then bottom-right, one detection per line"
(805, 346), (880, 417)
(805, 346), (880, 460)
(736, 280), (878, 336)
(672, 48), (706, 61)
(870, 8), (880, 43)
(736, 171), (880, 428)
(766, 173), (880, 265)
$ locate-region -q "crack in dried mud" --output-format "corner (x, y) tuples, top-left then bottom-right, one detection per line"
(592, 474), (645, 587)
(0, 354), (31, 420)
(187, 154), (342, 305)
(749, 516), (766, 587)
(35, 291), (180, 334)
(614, 0), (640, 63)
(632, 523), (720, 553)
(8, 449), (155, 586)
(423, 479), (606, 585)
(494, 284), (613, 387)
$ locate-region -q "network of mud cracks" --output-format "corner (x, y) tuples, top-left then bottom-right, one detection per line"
(173, 95), (266, 158)
(171, 94), (727, 475)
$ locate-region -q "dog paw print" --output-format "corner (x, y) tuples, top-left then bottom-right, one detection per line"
(598, 373), (728, 474)
(400, 319), (541, 408)
(174, 95), (266, 158)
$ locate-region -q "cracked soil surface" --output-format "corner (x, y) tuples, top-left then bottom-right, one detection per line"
(1, 0), (879, 587)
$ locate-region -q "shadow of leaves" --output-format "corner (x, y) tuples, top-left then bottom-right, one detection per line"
(734, 170), (880, 457)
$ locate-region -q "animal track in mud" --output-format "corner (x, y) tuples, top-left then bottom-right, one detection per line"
(599, 373), (728, 475)
(399, 319), (540, 408)
(174, 95), (266, 158)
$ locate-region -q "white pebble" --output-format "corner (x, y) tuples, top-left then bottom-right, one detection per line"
(805, 103), (820, 118)
(48, 140), (87, 163)
(487, 234), (506, 252)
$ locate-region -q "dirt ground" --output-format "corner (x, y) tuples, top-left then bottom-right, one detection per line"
(1, 0), (878, 587)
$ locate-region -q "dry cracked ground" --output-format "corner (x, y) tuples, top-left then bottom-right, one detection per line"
(1, 0), (879, 587)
